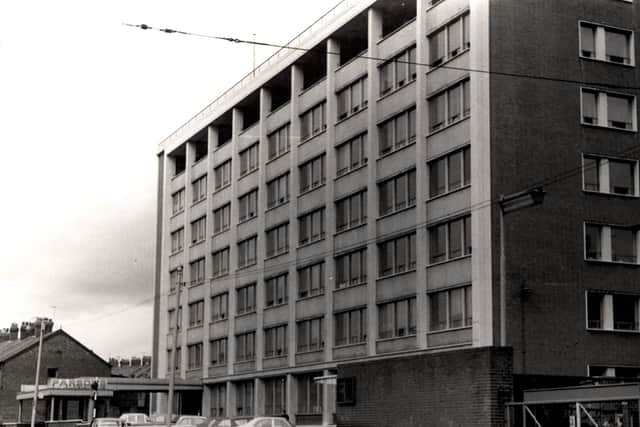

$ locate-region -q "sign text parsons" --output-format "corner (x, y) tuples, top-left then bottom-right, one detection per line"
(48, 377), (107, 390)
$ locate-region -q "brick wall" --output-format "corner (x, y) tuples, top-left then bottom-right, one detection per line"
(0, 331), (110, 423)
(336, 347), (513, 427)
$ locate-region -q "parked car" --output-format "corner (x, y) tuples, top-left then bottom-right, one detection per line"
(90, 418), (122, 427)
(175, 416), (207, 426)
(148, 414), (178, 426)
(195, 417), (251, 427)
(120, 413), (149, 426)
(235, 418), (292, 427)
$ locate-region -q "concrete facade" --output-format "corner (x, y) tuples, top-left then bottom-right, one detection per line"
(152, 0), (640, 424)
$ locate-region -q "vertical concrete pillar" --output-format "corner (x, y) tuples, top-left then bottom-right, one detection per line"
(469, 0), (494, 347)
(321, 369), (335, 426)
(324, 37), (340, 361)
(602, 226), (612, 262)
(201, 385), (211, 419)
(226, 380), (236, 416)
(255, 377), (265, 416)
(286, 374), (297, 424)
(603, 294), (614, 330)
(50, 396), (55, 421)
(365, 6), (383, 356)
(288, 64), (304, 367)
(415, 0), (429, 349)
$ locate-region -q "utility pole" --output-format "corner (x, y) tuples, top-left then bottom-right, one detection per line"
(166, 266), (183, 427)
(30, 318), (45, 427)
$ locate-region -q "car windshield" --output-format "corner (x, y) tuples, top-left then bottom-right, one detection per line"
(179, 418), (205, 425)
(97, 421), (120, 427)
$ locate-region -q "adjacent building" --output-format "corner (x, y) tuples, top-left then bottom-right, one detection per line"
(152, 0), (640, 425)
(0, 320), (111, 423)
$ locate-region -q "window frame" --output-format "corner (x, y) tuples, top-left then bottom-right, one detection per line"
(578, 20), (635, 66)
(298, 261), (325, 299)
(335, 248), (367, 289)
(335, 190), (368, 232)
(299, 154), (326, 193)
(266, 223), (289, 258)
(172, 188), (185, 215)
(300, 102), (327, 141)
(427, 13), (470, 67)
(585, 291), (640, 332)
(212, 247), (230, 278)
(334, 307), (367, 346)
(378, 297), (417, 339)
(189, 257), (205, 286)
(192, 175), (207, 204)
(211, 292), (229, 321)
(265, 272), (289, 308)
(428, 79), (470, 133)
(378, 107), (416, 156)
(580, 87), (637, 131)
(582, 154), (639, 197)
(379, 45), (417, 96)
(428, 216), (472, 264)
(235, 331), (256, 362)
(190, 216), (206, 244)
(238, 189), (258, 222)
(268, 123), (291, 160)
(429, 286), (473, 332)
(187, 343), (202, 370)
(213, 203), (231, 234)
(298, 207), (326, 246)
(236, 283), (257, 315)
(337, 76), (369, 120)
(378, 169), (417, 216)
(428, 146), (471, 198)
(584, 222), (639, 264)
(214, 160), (232, 191)
(188, 300), (204, 328)
(171, 228), (185, 254)
(378, 233), (417, 277)
(336, 133), (368, 177)
(297, 317), (324, 353)
(237, 235), (258, 269)
(239, 142), (259, 177)
(266, 173), (290, 209)
(264, 324), (288, 358)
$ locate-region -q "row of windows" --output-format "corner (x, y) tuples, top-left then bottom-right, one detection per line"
(209, 377), (323, 418)
(175, 214), (471, 290)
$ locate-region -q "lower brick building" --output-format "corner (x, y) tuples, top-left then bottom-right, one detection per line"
(0, 322), (111, 423)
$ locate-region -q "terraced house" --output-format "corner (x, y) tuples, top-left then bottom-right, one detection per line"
(152, 0), (640, 425)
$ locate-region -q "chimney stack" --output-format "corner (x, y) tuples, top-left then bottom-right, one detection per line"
(120, 358), (130, 367)
(44, 318), (54, 333)
(19, 321), (34, 340)
(0, 328), (10, 343)
(131, 357), (141, 367)
(142, 356), (152, 366)
(108, 357), (119, 367)
(9, 323), (18, 340)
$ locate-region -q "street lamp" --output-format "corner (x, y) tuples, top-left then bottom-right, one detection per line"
(498, 187), (545, 347)
(167, 266), (184, 427)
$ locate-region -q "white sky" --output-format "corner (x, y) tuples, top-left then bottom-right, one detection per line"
(0, 0), (342, 360)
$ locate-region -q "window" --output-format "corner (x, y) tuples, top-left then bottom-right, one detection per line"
(172, 189), (185, 214)
(214, 160), (232, 190)
(239, 143), (259, 176)
(236, 380), (254, 416)
(238, 236), (257, 268)
(336, 133), (368, 176)
(379, 46), (417, 95)
(335, 307), (367, 346)
(429, 216), (472, 263)
(587, 292), (639, 332)
(585, 223), (638, 263)
(264, 324), (288, 357)
(590, 365), (640, 378)
(336, 190), (367, 232)
(235, 331), (255, 361)
(171, 228), (184, 253)
(428, 14), (470, 67)
(583, 155), (637, 196)
(191, 216), (206, 244)
(187, 343), (202, 369)
(379, 169), (417, 215)
(299, 208), (325, 245)
(297, 317), (324, 352)
(379, 108), (416, 155)
(379, 297), (417, 338)
(337, 76), (368, 120)
(266, 223), (289, 257)
(189, 258), (205, 285)
(210, 383), (226, 417)
(581, 88), (636, 130)
(268, 124), (290, 160)
(298, 262), (325, 298)
(168, 307), (182, 331)
(299, 154), (326, 193)
(267, 173), (290, 208)
(337, 377), (356, 405)
(379, 234), (416, 277)
(429, 79), (470, 132)
(300, 102), (326, 141)
(430, 286), (472, 331)
(213, 204), (231, 234)
(264, 377), (286, 416)
(167, 347), (181, 371)
(335, 248), (367, 289)
(192, 175), (207, 203)
(238, 189), (258, 222)
(297, 374), (323, 414)
(429, 146), (471, 197)
(212, 247), (230, 278)
(265, 273), (288, 307)
(188, 300), (204, 327)
(237, 284), (256, 314)
(579, 22), (634, 65)
(211, 293), (228, 321)
(169, 268), (182, 293)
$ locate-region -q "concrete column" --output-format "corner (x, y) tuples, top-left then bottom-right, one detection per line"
(321, 369), (335, 426)
(415, 0), (429, 349)
(324, 37), (340, 361)
(365, 6), (383, 356)
(603, 294), (614, 330)
(595, 27), (606, 61)
(286, 374), (297, 424)
(469, 0), (494, 347)
(201, 386), (211, 419)
(288, 64), (304, 367)
(255, 377), (265, 416)
(599, 158), (610, 194)
(602, 226), (612, 262)
(597, 92), (608, 127)
(226, 380), (236, 416)
(50, 396), (55, 420)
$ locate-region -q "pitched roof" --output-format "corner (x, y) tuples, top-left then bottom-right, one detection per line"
(0, 329), (110, 367)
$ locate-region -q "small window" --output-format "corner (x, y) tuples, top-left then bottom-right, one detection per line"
(581, 88), (636, 130)
(428, 80), (470, 132)
(337, 377), (356, 405)
(579, 22), (634, 65)
(583, 155), (637, 196)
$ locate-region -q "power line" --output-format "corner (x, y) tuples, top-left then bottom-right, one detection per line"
(122, 22), (640, 92)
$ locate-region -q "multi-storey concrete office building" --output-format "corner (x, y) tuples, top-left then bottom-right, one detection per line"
(153, 0), (640, 424)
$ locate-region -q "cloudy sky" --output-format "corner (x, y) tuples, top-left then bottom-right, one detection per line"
(0, 0), (341, 360)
